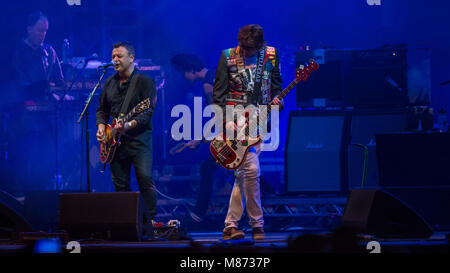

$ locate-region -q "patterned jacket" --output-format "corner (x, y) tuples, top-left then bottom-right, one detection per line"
(213, 45), (282, 122)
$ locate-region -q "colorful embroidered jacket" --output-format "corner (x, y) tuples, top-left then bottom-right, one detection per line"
(213, 45), (282, 122)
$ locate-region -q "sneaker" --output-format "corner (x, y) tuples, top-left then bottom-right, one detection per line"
(252, 227), (265, 240)
(222, 227), (245, 240)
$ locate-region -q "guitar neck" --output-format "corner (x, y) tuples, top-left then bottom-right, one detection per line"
(120, 103), (143, 123)
(120, 98), (151, 123)
(273, 79), (297, 103)
(248, 79), (298, 134)
(122, 109), (135, 123)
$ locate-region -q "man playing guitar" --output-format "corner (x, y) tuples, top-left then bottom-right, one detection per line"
(96, 42), (157, 221)
(213, 24), (283, 240)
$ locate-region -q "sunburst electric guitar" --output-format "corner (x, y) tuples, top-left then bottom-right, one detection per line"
(100, 98), (153, 163)
(210, 60), (319, 170)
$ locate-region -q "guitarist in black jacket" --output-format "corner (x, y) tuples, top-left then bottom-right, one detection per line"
(96, 42), (157, 221)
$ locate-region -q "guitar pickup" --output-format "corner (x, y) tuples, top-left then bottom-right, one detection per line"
(217, 153), (227, 162)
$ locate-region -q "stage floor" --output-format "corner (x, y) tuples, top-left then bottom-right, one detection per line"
(0, 231), (448, 253)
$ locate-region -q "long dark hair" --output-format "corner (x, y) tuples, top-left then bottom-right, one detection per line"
(237, 24), (265, 50)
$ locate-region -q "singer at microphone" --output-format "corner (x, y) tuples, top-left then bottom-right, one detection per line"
(95, 41), (158, 223)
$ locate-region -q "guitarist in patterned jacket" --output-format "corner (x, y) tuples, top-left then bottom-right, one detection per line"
(213, 24), (283, 240)
(96, 42), (157, 222)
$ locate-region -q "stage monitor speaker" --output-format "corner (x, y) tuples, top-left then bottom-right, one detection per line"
(58, 192), (152, 241)
(0, 192), (34, 240)
(382, 187), (450, 232)
(341, 189), (433, 238)
(348, 109), (408, 189)
(285, 111), (349, 194)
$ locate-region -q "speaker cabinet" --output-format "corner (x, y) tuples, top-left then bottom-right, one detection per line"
(58, 192), (152, 241)
(296, 48), (431, 108)
(342, 189), (433, 238)
(285, 111), (349, 194)
(347, 109), (408, 189)
(376, 133), (450, 187)
(375, 133), (450, 231)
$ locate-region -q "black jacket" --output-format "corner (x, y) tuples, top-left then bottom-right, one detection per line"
(96, 69), (156, 145)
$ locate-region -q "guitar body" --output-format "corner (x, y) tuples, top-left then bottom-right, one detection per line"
(210, 133), (262, 170)
(100, 120), (121, 164)
(98, 98), (152, 164)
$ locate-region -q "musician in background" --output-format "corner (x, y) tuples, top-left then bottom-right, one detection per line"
(96, 42), (157, 225)
(12, 10), (70, 102)
(171, 53), (220, 221)
(213, 24), (282, 240)
(8, 11), (68, 194)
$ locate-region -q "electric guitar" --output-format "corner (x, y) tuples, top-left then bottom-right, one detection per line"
(100, 98), (153, 163)
(210, 60), (319, 170)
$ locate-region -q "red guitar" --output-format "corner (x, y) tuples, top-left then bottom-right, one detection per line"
(210, 60), (319, 170)
(100, 98), (153, 163)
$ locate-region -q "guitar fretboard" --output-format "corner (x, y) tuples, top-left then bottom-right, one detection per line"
(276, 80), (298, 101)
(110, 98), (151, 134)
(241, 61), (317, 138)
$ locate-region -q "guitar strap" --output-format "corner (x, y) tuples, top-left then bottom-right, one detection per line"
(252, 47), (266, 105)
(118, 72), (140, 119)
(235, 46), (266, 105)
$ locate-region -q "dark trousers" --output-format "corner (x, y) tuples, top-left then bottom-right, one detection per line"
(110, 139), (157, 219)
(194, 155), (220, 216)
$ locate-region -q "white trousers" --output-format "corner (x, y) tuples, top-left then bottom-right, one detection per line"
(224, 144), (264, 229)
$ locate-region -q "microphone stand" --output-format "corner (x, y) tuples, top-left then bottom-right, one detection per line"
(77, 66), (108, 192)
(61, 59), (90, 99)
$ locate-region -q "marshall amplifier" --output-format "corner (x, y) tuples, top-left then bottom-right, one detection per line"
(285, 110), (350, 194)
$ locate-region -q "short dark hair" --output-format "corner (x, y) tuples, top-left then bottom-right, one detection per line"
(27, 11), (48, 27)
(237, 24), (265, 50)
(171, 54), (205, 73)
(113, 41), (135, 56)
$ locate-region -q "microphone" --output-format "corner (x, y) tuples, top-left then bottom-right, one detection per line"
(84, 53), (99, 62)
(98, 60), (117, 68)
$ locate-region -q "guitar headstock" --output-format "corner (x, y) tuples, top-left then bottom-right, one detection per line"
(294, 59), (319, 84)
(135, 98), (152, 114)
